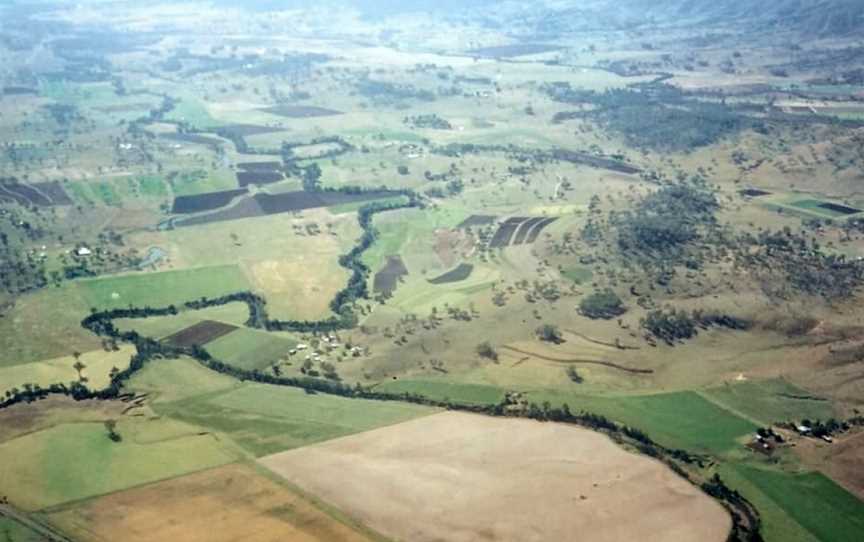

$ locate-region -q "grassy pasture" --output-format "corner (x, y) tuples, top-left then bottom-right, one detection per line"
(528, 390), (758, 454)
(788, 199), (861, 218)
(0, 345), (134, 397)
(135, 210), (360, 320)
(0, 518), (44, 542)
(0, 286), (101, 367)
(723, 464), (864, 542)
(204, 328), (297, 371)
(701, 379), (836, 426)
(0, 419), (239, 510)
(125, 357), (240, 404)
(47, 463), (380, 542)
(77, 265), (250, 310)
(376, 378), (506, 405)
(0, 397), (128, 445)
(164, 95), (221, 129)
(155, 383), (436, 457)
(561, 265), (593, 284)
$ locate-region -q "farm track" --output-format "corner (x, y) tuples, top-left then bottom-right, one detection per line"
(500, 345), (653, 374)
(565, 329), (641, 350)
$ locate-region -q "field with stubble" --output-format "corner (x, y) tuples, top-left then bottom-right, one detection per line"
(47, 463), (381, 542)
(260, 412), (731, 542)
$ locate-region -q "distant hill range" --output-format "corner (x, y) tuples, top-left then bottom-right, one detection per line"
(482, 0), (864, 40)
(652, 0), (864, 37)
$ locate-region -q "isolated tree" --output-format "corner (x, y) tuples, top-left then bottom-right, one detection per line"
(104, 420), (121, 442)
(566, 366), (584, 383)
(72, 358), (87, 382)
(476, 341), (499, 362)
(536, 324), (563, 344)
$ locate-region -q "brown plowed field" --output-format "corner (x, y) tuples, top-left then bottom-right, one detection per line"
(262, 105), (343, 118)
(171, 188), (248, 214)
(48, 463), (377, 542)
(260, 412), (731, 542)
(161, 320), (238, 347)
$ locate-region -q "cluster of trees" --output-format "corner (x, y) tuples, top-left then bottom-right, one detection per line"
(403, 114), (452, 130)
(701, 474), (764, 542)
(737, 228), (864, 301)
(579, 289), (627, 319)
(615, 182), (719, 258)
(641, 307), (751, 345)
(641, 307), (697, 344)
(355, 79), (435, 104)
(543, 81), (762, 152)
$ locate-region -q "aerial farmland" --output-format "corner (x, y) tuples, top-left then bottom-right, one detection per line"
(1, 1), (864, 541)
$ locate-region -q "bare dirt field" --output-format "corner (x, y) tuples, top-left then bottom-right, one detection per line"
(259, 412), (731, 542)
(47, 463), (378, 542)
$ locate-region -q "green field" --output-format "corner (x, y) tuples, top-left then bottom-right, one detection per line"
(529, 390), (759, 454)
(561, 266), (593, 284)
(164, 95), (221, 129)
(204, 328), (297, 371)
(77, 265), (250, 310)
(126, 357), (240, 403)
(134, 175), (169, 197)
(0, 286), (101, 367)
(701, 379), (835, 425)
(723, 464), (864, 542)
(155, 382), (436, 456)
(0, 518), (45, 542)
(377, 378), (507, 405)
(0, 420), (239, 510)
(788, 199), (861, 218)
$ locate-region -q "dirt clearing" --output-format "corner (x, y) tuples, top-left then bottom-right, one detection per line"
(48, 463), (378, 542)
(259, 412), (730, 542)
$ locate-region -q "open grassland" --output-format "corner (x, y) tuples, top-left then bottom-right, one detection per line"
(0, 518), (44, 542)
(376, 379), (506, 405)
(77, 265), (250, 310)
(0, 345), (134, 397)
(0, 286), (101, 366)
(204, 328), (296, 371)
(701, 379), (836, 426)
(46, 463), (381, 542)
(0, 418), (240, 511)
(720, 464), (864, 542)
(528, 390), (758, 455)
(132, 211), (360, 320)
(153, 382), (436, 457)
(361, 206), (470, 272)
(0, 397), (128, 445)
(260, 412), (731, 542)
(715, 465), (820, 542)
(125, 357), (240, 404)
(245, 258), (349, 321)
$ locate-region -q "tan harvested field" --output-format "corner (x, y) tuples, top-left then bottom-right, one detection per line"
(48, 463), (379, 542)
(260, 412), (731, 542)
